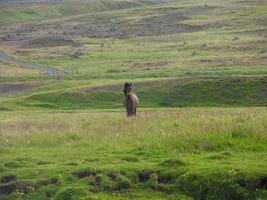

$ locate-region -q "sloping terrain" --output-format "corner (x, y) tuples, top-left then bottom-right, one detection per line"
(2, 76), (265, 110)
(0, 51), (67, 77)
(0, 0), (166, 24)
(0, 0), (266, 82)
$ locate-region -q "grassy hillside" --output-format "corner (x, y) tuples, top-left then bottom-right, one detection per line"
(1, 76), (266, 110)
(1, 0), (266, 81)
(0, 0), (159, 24)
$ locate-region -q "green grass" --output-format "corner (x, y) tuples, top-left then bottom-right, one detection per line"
(1, 76), (266, 110)
(0, 108), (267, 199)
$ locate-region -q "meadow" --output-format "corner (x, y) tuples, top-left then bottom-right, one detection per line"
(0, 108), (267, 200)
(0, 0), (267, 199)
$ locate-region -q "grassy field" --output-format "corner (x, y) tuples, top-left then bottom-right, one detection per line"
(0, 0), (267, 199)
(0, 108), (267, 200)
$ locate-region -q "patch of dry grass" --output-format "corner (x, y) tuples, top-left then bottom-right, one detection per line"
(0, 108), (266, 151)
(0, 61), (42, 79)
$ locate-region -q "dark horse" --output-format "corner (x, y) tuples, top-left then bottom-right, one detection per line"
(123, 82), (139, 117)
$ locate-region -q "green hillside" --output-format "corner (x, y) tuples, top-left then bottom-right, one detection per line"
(1, 77), (266, 110)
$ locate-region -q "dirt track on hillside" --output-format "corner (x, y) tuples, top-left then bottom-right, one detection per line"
(0, 51), (67, 77)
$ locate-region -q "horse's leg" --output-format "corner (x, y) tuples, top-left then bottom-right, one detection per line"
(127, 107), (131, 117)
(130, 104), (136, 117)
(129, 105), (133, 117)
(127, 104), (132, 117)
(131, 103), (136, 116)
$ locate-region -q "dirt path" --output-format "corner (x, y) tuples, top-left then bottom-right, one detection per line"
(0, 51), (68, 78)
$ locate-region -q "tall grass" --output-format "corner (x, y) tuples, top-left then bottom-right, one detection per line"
(0, 108), (267, 199)
(0, 108), (266, 151)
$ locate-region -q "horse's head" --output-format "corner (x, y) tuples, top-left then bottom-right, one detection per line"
(123, 82), (132, 96)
